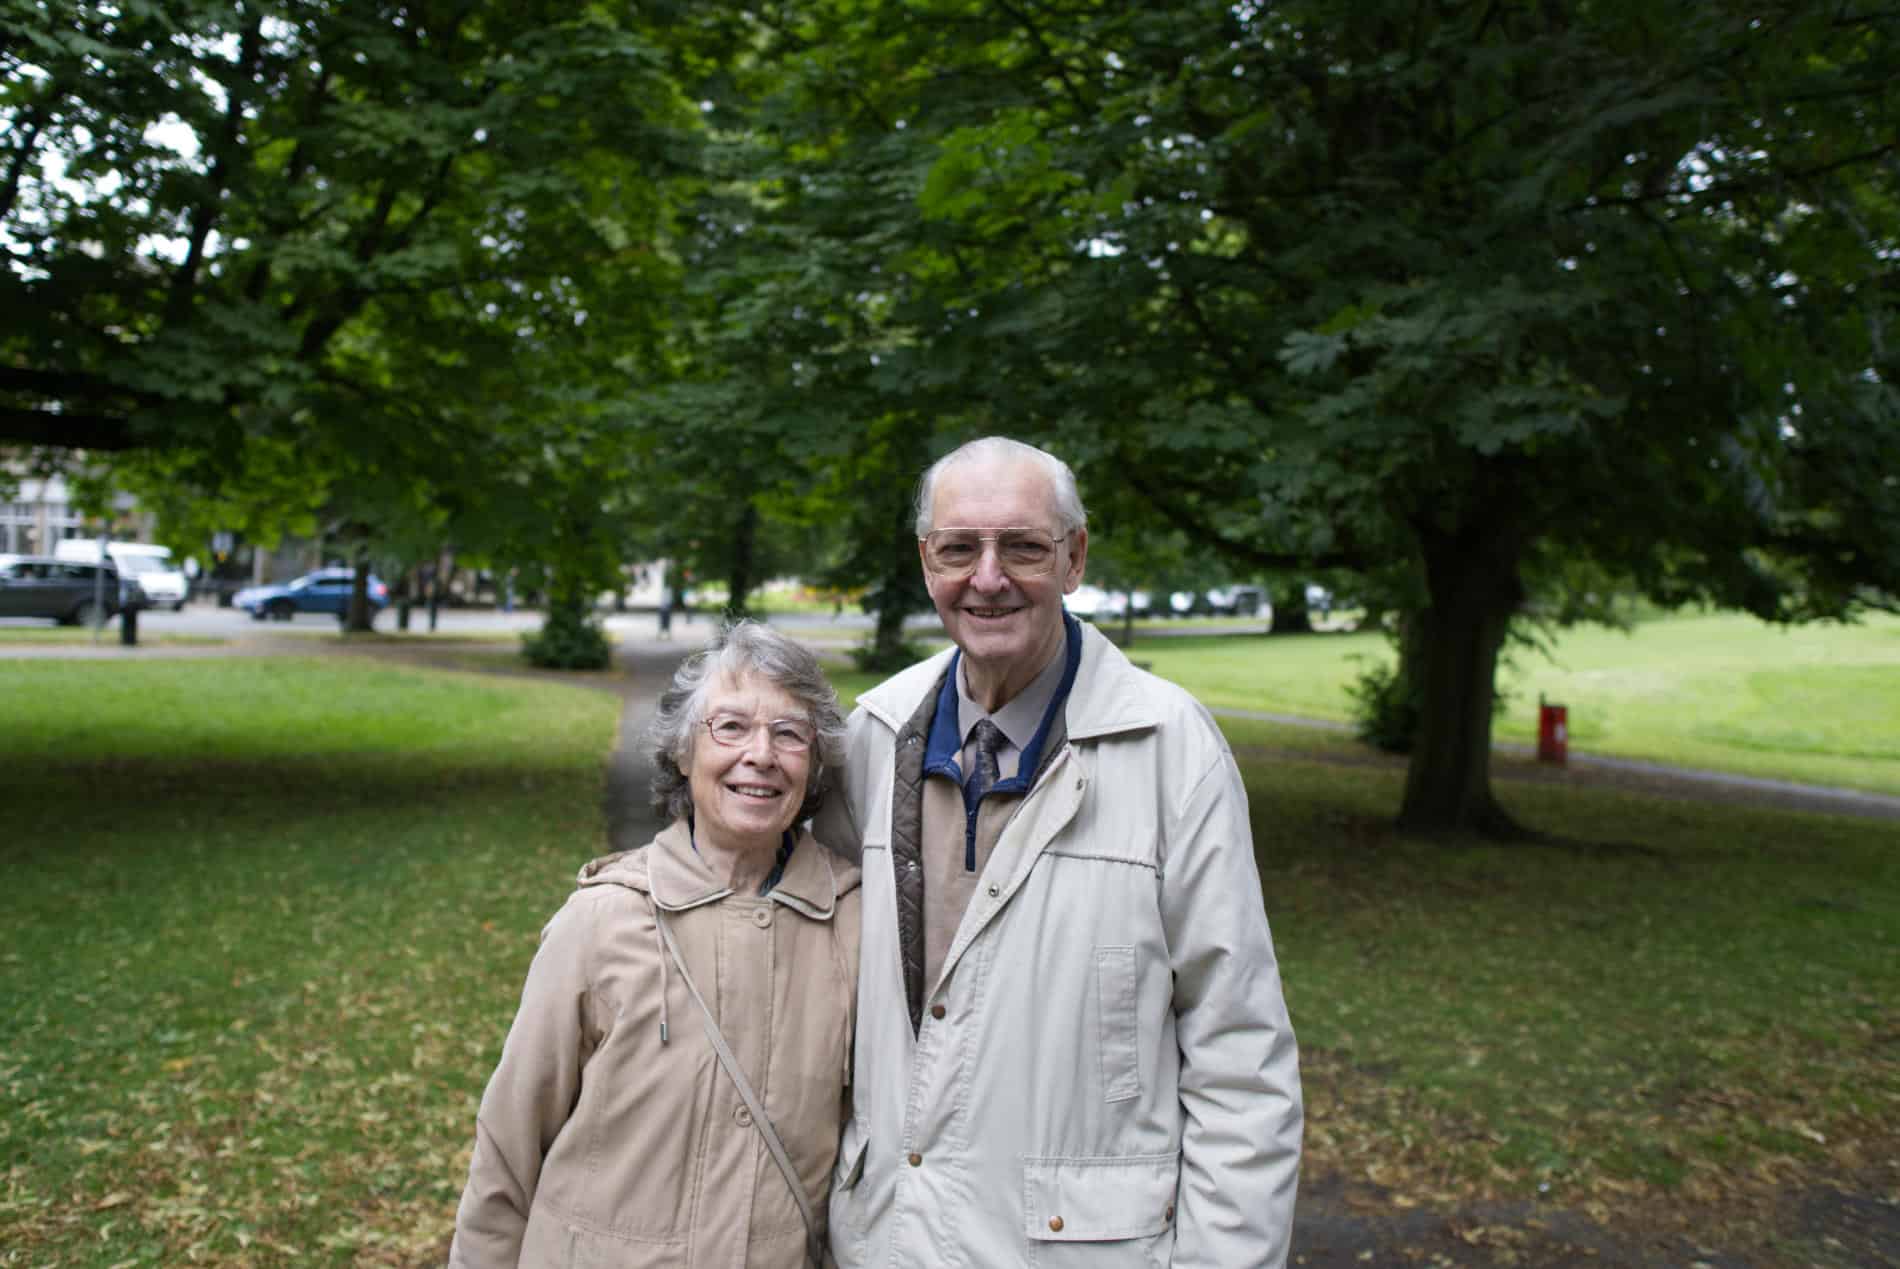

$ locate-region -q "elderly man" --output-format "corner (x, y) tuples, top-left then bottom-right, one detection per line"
(818, 437), (1302, 1267)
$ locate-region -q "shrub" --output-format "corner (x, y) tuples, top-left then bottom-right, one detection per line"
(521, 604), (612, 670)
(1347, 656), (1419, 753)
(1347, 646), (1512, 755)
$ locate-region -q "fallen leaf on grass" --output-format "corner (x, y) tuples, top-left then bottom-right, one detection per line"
(92, 1192), (133, 1210)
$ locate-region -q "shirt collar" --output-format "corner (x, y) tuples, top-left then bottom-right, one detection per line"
(956, 635), (1068, 751)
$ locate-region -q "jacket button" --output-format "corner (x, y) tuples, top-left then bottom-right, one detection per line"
(929, 1004), (945, 1020)
(734, 1106), (752, 1127)
(751, 907), (773, 928)
(986, 883), (999, 898)
(1048, 1216), (1064, 1232)
(907, 1152), (922, 1167)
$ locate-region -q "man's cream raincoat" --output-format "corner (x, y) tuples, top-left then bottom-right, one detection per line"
(818, 621), (1302, 1268)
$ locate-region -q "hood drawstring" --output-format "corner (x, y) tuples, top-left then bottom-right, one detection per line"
(655, 910), (671, 1044)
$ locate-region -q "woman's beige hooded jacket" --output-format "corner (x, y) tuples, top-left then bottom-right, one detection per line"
(449, 820), (861, 1268)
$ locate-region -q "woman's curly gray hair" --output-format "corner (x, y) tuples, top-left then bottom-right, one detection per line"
(646, 619), (847, 826)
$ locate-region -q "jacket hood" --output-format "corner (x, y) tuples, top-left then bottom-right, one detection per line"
(576, 818), (861, 921)
(855, 618), (1161, 743)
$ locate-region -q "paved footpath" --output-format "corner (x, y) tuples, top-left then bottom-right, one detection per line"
(1212, 707), (1900, 823)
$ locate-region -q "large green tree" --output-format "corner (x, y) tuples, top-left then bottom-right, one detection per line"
(2, 0), (705, 624)
(757, 0), (1900, 836)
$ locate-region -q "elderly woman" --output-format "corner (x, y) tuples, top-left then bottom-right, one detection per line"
(450, 621), (859, 1269)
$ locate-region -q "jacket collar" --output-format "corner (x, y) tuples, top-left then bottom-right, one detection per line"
(859, 617), (1159, 744)
(767, 826), (852, 919)
(576, 818), (850, 920)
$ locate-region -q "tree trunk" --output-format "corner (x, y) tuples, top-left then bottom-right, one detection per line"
(1397, 524), (1526, 837)
(345, 551), (375, 633)
(859, 503), (929, 670)
(725, 502), (758, 620)
(1270, 582), (1312, 634)
(872, 602), (908, 660)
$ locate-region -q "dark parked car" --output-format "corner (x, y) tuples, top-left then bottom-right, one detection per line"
(233, 568), (390, 624)
(0, 555), (133, 626)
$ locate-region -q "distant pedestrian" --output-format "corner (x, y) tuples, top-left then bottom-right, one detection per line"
(657, 586), (674, 639)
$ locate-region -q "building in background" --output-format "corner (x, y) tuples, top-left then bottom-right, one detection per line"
(1, 472), (86, 556)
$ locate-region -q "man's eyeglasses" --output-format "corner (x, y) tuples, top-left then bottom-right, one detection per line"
(921, 527), (1064, 580)
(704, 714), (815, 753)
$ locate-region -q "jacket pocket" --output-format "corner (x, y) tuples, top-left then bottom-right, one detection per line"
(1095, 946), (1139, 1102)
(834, 1116), (868, 1191)
(1021, 1153), (1178, 1262)
(827, 1118), (871, 1266)
(527, 1215), (686, 1269)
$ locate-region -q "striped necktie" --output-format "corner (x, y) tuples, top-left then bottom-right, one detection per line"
(967, 718), (1008, 800)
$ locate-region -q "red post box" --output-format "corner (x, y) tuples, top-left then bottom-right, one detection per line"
(1537, 697), (1568, 765)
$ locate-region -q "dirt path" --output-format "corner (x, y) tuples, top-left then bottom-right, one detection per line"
(597, 639), (702, 853)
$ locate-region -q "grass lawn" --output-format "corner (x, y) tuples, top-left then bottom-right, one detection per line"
(1246, 745), (1899, 1214)
(1119, 610), (1900, 797)
(0, 659), (621, 1266)
(1, 655), (1894, 1264)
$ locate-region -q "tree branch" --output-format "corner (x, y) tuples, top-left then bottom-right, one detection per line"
(0, 366), (159, 406)
(0, 100), (46, 226)
(988, 0), (1095, 117)
(1118, 454), (1364, 574)
(1569, 141), (1900, 212)
(0, 407), (139, 451)
(167, 14), (264, 325)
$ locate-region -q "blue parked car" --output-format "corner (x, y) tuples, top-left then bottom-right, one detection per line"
(234, 568), (390, 623)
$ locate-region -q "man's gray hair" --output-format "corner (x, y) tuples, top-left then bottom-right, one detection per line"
(913, 436), (1088, 538)
(646, 620), (847, 826)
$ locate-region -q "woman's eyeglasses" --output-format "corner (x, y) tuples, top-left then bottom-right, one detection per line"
(703, 714), (815, 753)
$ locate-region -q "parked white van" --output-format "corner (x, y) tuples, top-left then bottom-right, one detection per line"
(55, 539), (191, 610)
